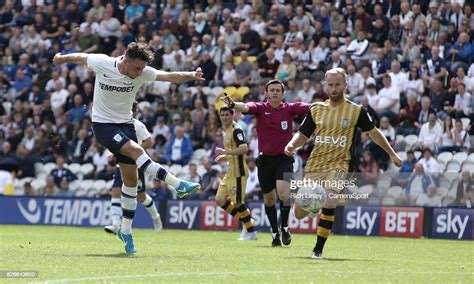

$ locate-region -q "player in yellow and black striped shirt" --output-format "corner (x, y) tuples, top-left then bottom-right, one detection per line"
(285, 68), (402, 259)
(214, 107), (257, 241)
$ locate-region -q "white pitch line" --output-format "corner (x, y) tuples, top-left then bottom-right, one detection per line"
(30, 271), (275, 284)
(29, 268), (473, 284)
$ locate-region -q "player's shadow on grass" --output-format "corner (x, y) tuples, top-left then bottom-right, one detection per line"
(84, 253), (190, 259)
(84, 253), (139, 258)
(291, 256), (382, 262)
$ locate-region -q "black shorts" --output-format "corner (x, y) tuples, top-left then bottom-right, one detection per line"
(257, 154), (294, 194)
(112, 167), (146, 192)
(92, 122), (137, 165)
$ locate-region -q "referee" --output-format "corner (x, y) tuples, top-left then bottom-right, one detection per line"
(222, 79), (310, 246)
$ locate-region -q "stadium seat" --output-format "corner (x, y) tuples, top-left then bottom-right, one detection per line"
(437, 152), (453, 165)
(461, 118), (470, 129)
(447, 187), (458, 199)
(30, 178), (46, 191)
(69, 180), (81, 191)
(86, 187), (99, 197)
(79, 179), (94, 191)
(446, 161), (461, 172)
(34, 162), (44, 175)
(66, 163), (81, 175)
(404, 135), (418, 150)
(376, 177), (392, 191)
(79, 163), (95, 177)
(138, 101), (151, 111)
(191, 148), (207, 162)
(444, 172), (459, 185)
(196, 165), (206, 177)
(436, 186), (448, 198)
(207, 95), (217, 105)
(462, 161), (474, 173)
(439, 177), (452, 191)
(103, 180), (114, 194)
(92, 179), (107, 193)
(468, 153), (474, 162)
(452, 152), (468, 164)
(211, 86), (224, 97)
(36, 172), (47, 182)
(233, 56), (242, 65)
(234, 86), (250, 101)
(396, 135), (405, 144)
(223, 86), (237, 97)
(357, 184), (374, 195)
(211, 164), (222, 172)
(201, 86), (211, 95)
(186, 86), (198, 95)
(414, 151), (422, 160)
(437, 161), (447, 172)
(180, 164), (190, 175)
(75, 188), (86, 197)
(381, 196), (396, 205)
(396, 151), (407, 161)
(247, 56), (257, 63)
(367, 196), (381, 205)
(442, 195), (456, 206)
(385, 186), (403, 199)
(43, 162), (57, 175)
(169, 164), (183, 176)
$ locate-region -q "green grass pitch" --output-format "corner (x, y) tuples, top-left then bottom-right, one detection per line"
(0, 225), (473, 283)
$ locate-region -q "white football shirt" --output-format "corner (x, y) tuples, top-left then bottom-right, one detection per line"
(87, 54), (158, 123)
(133, 118), (151, 145)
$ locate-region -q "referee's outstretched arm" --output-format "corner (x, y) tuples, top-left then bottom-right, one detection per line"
(221, 96), (249, 113)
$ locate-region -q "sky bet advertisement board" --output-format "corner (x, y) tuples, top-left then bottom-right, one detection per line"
(432, 208), (472, 240)
(343, 206), (424, 238)
(2, 197), (473, 240)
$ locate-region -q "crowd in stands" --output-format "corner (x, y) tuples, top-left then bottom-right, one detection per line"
(0, 0), (472, 207)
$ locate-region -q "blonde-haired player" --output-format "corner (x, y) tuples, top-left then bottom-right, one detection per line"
(285, 68), (402, 259)
(215, 106), (257, 240)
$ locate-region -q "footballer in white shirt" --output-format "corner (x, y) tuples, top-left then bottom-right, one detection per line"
(104, 102), (163, 236)
(53, 42), (204, 254)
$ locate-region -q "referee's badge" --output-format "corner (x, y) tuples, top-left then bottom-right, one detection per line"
(281, 121), (288, 130)
(342, 119), (349, 129)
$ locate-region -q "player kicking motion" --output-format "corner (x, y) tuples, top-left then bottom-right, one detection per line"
(105, 102), (162, 235)
(285, 68), (402, 259)
(214, 106), (257, 241)
(53, 42), (203, 254)
(222, 80), (309, 247)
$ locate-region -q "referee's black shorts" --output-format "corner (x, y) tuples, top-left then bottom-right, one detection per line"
(257, 154), (294, 194)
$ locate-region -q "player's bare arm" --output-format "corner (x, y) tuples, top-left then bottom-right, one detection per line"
(154, 67), (205, 84)
(53, 52), (89, 65)
(367, 127), (402, 167)
(284, 132), (309, 156)
(221, 94), (250, 113)
(216, 144), (248, 156)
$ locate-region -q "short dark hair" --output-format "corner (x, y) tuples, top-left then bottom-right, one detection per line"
(220, 106), (234, 114)
(265, 79), (285, 92)
(125, 42), (154, 63)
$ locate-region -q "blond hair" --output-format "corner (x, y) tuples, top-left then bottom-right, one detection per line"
(325, 67), (347, 81)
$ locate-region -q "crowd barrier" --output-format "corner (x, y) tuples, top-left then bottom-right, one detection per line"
(0, 196), (472, 240)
